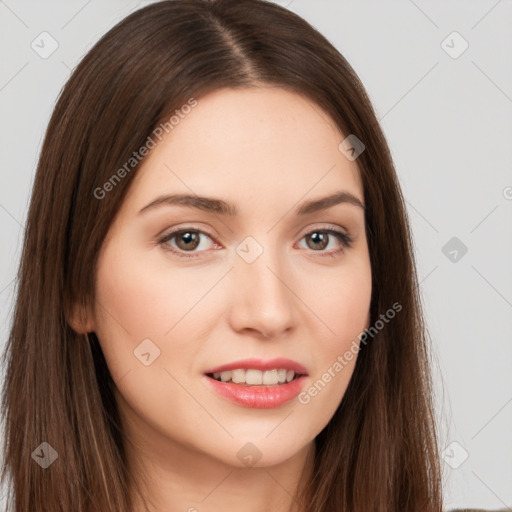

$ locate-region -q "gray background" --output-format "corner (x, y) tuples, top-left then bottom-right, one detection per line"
(1, 0), (511, 509)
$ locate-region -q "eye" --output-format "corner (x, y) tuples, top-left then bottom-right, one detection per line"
(297, 228), (353, 257)
(158, 226), (354, 259)
(158, 228), (218, 259)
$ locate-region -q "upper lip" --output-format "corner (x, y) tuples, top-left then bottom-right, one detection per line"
(205, 358), (308, 375)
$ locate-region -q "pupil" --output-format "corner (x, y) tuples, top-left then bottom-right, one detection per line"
(309, 231), (327, 250)
(178, 231), (199, 250)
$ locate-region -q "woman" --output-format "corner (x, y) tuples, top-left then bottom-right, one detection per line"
(0, 0), (487, 511)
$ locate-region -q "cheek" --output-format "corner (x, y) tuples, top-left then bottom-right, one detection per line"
(298, 255), (371, 405)
(295, 263), (371, 426)
(92, 241), (178, 379)
(92, 241), (222, 380)
(94, 240), (196, 338)
(95, 255), (155, 334)
(92, 243), (209, 427)
(302, 256), (372, 347)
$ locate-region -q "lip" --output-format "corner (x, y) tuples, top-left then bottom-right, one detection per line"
(203, 374), (308, 409)
(204, 357), (308, 375)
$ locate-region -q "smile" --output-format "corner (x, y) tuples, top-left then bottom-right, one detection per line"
(207, 368), (302, 386)
(203, 372), (307, 409)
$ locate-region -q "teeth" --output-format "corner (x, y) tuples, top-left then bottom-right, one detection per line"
(231, 369), (245, 384)
(262, 369), (278, 385)
(211, 368), (300, 385)
(245, 369), (263, 385)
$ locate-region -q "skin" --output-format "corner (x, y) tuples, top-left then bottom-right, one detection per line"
(75, 86), (372, 512)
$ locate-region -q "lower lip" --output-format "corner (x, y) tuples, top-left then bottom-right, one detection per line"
(203, 375), (307, 409)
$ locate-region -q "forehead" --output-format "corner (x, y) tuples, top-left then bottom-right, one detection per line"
(124, 87), (364, 214)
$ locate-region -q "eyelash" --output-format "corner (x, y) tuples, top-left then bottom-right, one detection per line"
(157, 226), (354, 260)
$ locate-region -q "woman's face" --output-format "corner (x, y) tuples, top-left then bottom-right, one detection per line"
(89, 86), (371, 470)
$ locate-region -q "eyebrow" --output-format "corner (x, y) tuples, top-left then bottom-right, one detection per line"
(138, 190), (365, 216)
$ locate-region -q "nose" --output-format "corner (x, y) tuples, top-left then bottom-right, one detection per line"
(228, 243), (297, 339)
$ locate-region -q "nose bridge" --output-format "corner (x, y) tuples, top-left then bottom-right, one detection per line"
(229, 235), (296, 337)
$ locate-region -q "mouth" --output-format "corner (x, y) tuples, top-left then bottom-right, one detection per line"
(203, 370), (308, 409)
(202, 358), (309, 408)
(205, 368), (306, 387)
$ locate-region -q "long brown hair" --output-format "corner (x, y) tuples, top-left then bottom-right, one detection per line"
(1, 0), (443, 510)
